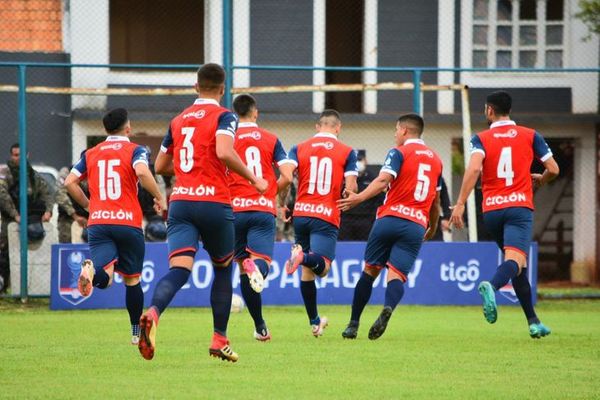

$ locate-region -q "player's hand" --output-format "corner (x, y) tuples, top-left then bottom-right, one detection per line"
(441, 219), (450, 232)
(277, 205), (292, 223)
(252, 177), (269, 194)
(424, 225), (437, 241)
(531, 173), (544, 189)
(153, 197), (168, 214)
(337, 191), (361, 211)
(42, 211), (52, 222)
(74, 215), (87, 228)
(449, 203), (465, 230)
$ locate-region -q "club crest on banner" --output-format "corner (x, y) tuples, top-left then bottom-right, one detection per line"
(58, 249), (89, 305)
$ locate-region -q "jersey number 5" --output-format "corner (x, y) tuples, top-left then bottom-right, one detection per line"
(497, 146), (514, 186)
(308, 156), (333, 195)
(414, 163), (431, 202)
(98, 159), (121, 200)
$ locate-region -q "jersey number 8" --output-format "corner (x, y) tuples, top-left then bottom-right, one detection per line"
(245, 146), (263, 178)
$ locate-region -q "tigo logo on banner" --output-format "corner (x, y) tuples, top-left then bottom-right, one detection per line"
(440, 259), (481, 292)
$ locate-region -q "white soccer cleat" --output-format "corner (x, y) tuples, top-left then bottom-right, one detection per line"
(242, 258), (264, 293)
(285, 244), (304, 275)
(131, 335), (140, 345)
(78, 259), (95, 297)
(253, 327), (272, 342)
(311, 316), (329, 338)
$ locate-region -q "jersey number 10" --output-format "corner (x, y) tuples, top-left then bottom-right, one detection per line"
(308, 156), (333, 195)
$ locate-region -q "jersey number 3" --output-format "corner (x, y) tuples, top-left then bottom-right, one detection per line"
(497, 146), (514, 186)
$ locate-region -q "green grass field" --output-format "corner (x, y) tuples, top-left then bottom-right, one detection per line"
(1, 300), (599, 399)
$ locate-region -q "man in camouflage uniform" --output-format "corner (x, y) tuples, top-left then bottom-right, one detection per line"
(55, 167), (88, 243)
(0, 143), (53, 291)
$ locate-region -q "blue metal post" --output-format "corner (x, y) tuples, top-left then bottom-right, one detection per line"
(222, 0), (233, 109)
(412, 69), (422, 115)
(17, 65), (28, 301)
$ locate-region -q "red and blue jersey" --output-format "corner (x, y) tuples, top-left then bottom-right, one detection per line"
(160, 98), (238, 204)
(470, 120), (553, 213)
(288, 133), (358, 228)
(376, 139), (443, 228)
(71, 136), (149, 228)
(228, 122), (292, 215)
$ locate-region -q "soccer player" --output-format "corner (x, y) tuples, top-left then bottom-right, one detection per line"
(137, 64), (268, 362)
(228, 94), (294, 341)
(64, 108), (166, 345)
(450, 90), (559, 338)
(338, 114), (442, 340)
(279, 109), (358, 337)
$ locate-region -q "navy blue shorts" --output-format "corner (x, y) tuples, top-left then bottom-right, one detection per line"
(483, 207), (533, 257)
(293, 217), (338, 262)
(364, 216), (425, 280)
(234, 211), (276, 262)
(167, 201), (234, 262)
(87, 224), (145, 278)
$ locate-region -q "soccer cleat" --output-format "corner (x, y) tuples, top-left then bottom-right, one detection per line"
(131, 335), (140, 345)
(342, 321), (359, 339)
(285, 244), (304, 275)
(478, 281), (498, 324)
(138, 308), (159, 360)
(209, 341), (239, 362)
(311, 316), (329, 338)
(77, 259), (95, 297)
(242, 258), (264, 293)
(368, 306), (393, 340)
(253, 325), (272, 341)
(529, 322), (552, 339)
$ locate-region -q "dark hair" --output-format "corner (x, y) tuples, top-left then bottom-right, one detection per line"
(10, 143), (19, 153)
(317, 109), (341, 125)
(397, 113), (424, 136)
(197, 63), (226, 91)
(486, 90), (512, 115)
(102, 108), (128, 133)
(233, 94), (257, 117)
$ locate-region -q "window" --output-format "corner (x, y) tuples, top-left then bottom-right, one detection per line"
(110, 0), (204, 64)
(471, 0), (565, 68)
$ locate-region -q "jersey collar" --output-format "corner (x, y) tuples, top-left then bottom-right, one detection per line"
(193, 98), (220, 106)
(314, 132), (338, 140)
(490, 120), (516, 128)
(404, 138), (425, 145)
(105, 136), (130, 142)
(238, 122), (258, 128)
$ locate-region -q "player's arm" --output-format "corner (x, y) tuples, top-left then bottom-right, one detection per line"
(155, 127), (175, 176)
(64, 173), (89, 210)
(424, 191), (441, 241)
(534, 157), (559, 187)
(531, 132), (560, 188)
(133, 146), (167, 213)
(343, 148), (359, 195)
(274, 140), (295, 195)
(450, 136), (484, 229)
(337, 172), (392, 211)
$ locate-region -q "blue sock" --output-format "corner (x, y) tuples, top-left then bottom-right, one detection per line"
(512, 272), (540, 324)
(92, 268), (110, 289)
(490, 260), (519, 290)
(300, 280), (319, 324)
(384, 279), (405, 310)
(303, 253), (326, 276)
(151, 267), (190, 315)
(350, 272), (375, 323)
(211, 264), (233, 336)
(253, 259), (269, 279)
(240, 274), (264, 328)
(125, 282), (144, 327)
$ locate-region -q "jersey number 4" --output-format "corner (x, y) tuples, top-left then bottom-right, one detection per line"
(98, 159), (121, 200)
(497, 146), (515, 186)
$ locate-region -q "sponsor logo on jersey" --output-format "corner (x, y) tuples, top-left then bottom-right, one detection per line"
(182, 110), (206, 119)
(238, 131), (262, 140)
(91, 209), (134, 221)
(294, 202), (333, 217)
(232, 196), (274, 209)
(100, 143), (123, 151)
(485, 191), (527, 206)
(172, 184), (216, 197)
(440, 259), (480, 292)
(311, 141), (334, 150)
(415, 149), (434, 158)
(493, 129), (518, 138)
(389, 204), (427, 224)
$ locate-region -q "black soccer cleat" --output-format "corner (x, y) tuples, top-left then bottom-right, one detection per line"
(368, 306), (393, 340)
(342, 321), (359, 339)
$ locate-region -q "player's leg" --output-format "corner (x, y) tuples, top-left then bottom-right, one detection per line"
(138, 201), (198, 360)
(342, 218), (392, 339)
(80, 225), (117, 296)
(113, 226), (145, 345)
(200, 203), (238, 362)
(368, 221), (425, 340)
(238, 212), (275, 340)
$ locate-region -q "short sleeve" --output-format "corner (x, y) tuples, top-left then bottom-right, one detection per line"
(70, 150), (88, 179)
(436, 175), (443, 191)
(160, 127), (174, 154)
(470, 135), (485, 157)
(287, 145), (299, 167)
(216, 111), (238, 138)
(344, 149), (359, 177)
(533, 131), (553, 162)
(380, 148), (403, 179)
(132, 146), (150, 168)
(273, 139), (293, 166)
